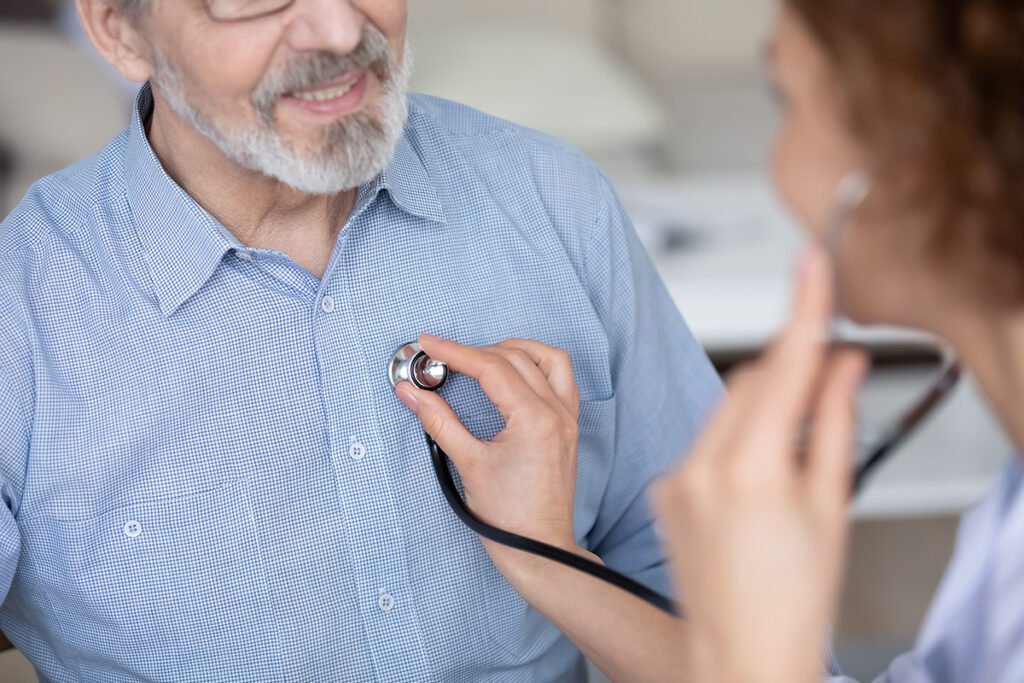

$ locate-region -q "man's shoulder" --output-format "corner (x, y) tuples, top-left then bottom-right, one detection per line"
(0, 132), (126, 269)
(413, 94), (602, 167)
(406, 94), (614, 211)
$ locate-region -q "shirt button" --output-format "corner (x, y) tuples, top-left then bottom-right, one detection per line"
(123, 520), (142, 538)
(378, 589), (396, 613)
(235, 251), (253, 262)
(321, 295), (336, 313)
(349, 441), (366, 461)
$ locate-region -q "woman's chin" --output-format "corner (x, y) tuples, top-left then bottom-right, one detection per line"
(841, 298), (925, 333)
(838, 294), (900, 329)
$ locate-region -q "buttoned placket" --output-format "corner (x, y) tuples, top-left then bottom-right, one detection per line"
(310, 205), (433, 680)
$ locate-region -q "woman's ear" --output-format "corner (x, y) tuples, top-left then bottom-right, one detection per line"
(75, 0), (154, 83)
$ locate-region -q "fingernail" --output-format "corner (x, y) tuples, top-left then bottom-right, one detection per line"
(419, 333), (441, 343)
(396, 383), (419, 411)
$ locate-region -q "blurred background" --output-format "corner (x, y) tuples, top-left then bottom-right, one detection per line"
(0, 1), (1012, 681)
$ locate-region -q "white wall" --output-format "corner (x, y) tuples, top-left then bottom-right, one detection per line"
(410, 0), (601, 36)
(619, 0), (778, 76)
(407, 0), (781, 171)
(410, 0), (779, 75)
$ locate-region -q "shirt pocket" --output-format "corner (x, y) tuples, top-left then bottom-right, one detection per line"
(471, 396), (617, 664)
(17, 479), (285, 682)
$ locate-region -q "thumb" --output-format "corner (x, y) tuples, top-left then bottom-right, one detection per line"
(395, 382), (483, 471)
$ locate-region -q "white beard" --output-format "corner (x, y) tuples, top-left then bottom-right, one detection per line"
(153, 32), (412, 195)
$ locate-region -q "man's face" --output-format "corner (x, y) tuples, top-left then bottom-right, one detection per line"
(141, 0), (411, 194)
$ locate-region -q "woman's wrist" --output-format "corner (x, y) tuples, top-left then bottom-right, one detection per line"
(487, 539), (602, 591)
(695, 642), (818, 683)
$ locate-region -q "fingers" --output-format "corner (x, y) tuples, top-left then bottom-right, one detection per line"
(419, 334), (580, 422)
(805, 348), (869, 511)
(417, 334), (543, 420)
(489, 346), (570, 418)
(496, 339), (579, 415)
(395, 382), (483, 472)
(754, 246), (835, 433)
(683, 363), (763, 471)
(684, 247), (848, 484)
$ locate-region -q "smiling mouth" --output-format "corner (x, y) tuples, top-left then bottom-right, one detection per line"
(286, 72), (364, 102)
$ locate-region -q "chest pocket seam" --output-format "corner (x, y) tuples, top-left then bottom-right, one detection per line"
(15, 478), (285, 682)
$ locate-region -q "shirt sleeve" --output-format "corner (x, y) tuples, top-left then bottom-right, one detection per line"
(581, 169), (724, 594)
(0, 296), (31, 604)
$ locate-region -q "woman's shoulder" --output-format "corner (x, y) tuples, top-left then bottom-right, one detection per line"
(1000, 457), (1024, 512)
(901, 456), (1024, 681)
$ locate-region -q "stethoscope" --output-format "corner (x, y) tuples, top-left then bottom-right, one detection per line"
(387, 173), (962, 617)
(388, 340), (677, 614)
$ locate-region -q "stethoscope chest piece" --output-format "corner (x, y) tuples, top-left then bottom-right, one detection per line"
(389, 342), (449, 391)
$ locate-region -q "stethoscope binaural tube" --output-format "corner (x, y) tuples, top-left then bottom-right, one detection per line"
(389, 342), (679, 616)
(821, 173), (963, 497)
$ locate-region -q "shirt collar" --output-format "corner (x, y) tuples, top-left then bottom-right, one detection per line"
(124, 83), (239, 317)
(123, 84), (446, 317)
(377, 125), (447, 226)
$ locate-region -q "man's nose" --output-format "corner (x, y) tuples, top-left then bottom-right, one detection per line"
(284, 0), (367, 57)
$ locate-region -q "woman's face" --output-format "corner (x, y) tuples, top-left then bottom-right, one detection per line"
(769, 5), (931, 328)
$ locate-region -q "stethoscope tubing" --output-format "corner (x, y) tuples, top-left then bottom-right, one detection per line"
(425, 355), (961, 618)
(426, 432), (679, 616)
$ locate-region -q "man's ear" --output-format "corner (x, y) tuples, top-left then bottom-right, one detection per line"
(75, 0), (154, 83)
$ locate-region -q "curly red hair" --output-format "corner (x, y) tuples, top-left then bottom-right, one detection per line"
(789, 0), (1024, 300)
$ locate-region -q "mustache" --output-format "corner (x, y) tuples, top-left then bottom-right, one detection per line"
(251, 25), (396, 119)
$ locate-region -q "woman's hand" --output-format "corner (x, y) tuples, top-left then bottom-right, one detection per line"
(396, 336), (693, 683)
(394, 335), (595, 580)
(653, 247), (868, 683)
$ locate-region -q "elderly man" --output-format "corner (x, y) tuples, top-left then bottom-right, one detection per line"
(0, 0), (721, 680)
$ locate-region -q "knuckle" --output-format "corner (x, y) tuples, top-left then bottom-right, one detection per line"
(507, 348), (532, 366)
(479, 356), (509, 381)
(424, 412), (448, 441)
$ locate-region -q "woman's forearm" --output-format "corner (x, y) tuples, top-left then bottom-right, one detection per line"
(497, 548), (689, 683)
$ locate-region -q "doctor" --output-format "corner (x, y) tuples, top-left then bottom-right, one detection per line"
(396, 0), (1024, 680)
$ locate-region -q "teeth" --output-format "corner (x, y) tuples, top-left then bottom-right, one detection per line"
(291, 81), (356, 102)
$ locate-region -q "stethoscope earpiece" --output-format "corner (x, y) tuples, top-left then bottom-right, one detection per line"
(836, 171), (872, 211)
(389, 342), (449, 391)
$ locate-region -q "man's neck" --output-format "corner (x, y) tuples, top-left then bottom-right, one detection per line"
(146, 95), (356, 278)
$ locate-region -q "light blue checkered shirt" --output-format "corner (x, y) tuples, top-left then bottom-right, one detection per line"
(0, 84), (722, 682)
